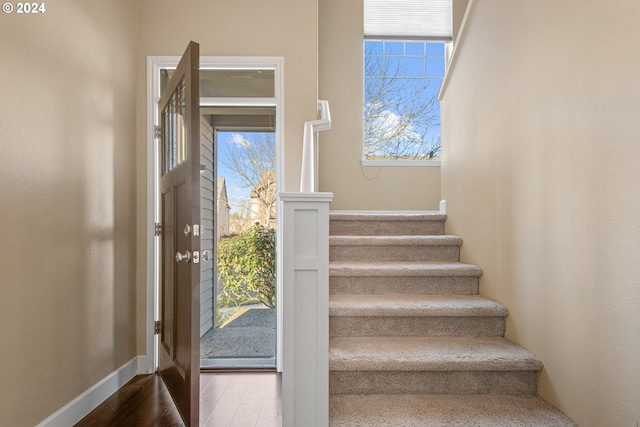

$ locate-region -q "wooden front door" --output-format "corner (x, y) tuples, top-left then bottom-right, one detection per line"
(157, 41), (200, 427)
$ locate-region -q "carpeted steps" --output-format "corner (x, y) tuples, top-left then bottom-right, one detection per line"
(330, 394), (577, 427)
(330, 294), (507, 337)
(330, 261), (482, 295)
(330, 213), (447, 236)
(330, 336), (541, 395)
(330, 235), (463, 262)
(328, 212), (577, 426)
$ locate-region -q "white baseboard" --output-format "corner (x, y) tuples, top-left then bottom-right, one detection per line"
(36, 355), (146, 427)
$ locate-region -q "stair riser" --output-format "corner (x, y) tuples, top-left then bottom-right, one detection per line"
(330, 316), (506, 337)
(330, 370), (538, 395)
(328, 395), (579, 426)
(330, 276), (479, 295)
(330, 245), (460, 263)
(330, 220), (445, 236)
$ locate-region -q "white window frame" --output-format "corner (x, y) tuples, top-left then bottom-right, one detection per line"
(362, 39), (447, 167)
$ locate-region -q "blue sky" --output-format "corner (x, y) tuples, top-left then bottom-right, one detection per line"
(217, 131), (274, 215)
(364, 40), (445, 157)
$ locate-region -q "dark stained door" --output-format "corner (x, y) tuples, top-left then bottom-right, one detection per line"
(157, 41), (200, 427)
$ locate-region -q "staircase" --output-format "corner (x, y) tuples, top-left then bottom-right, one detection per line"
(328, 213), (576, 426)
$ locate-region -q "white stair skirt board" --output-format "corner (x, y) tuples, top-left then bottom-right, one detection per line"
(35, 356), (145, 427)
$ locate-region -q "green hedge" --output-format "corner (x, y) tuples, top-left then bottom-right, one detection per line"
(217, 224), (276, 308)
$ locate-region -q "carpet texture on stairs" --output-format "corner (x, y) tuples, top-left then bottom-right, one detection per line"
(328, 212), (577, 426)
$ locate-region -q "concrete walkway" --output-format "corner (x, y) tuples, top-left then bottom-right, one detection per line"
(200, 308), (276, 359)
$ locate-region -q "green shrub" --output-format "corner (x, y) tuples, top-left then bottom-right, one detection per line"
(217, 224), (276, 308)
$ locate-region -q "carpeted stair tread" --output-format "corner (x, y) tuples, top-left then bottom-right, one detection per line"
(330, 261), (482, 277)
(329, 212), (447, 236)
(330, 212), (447, 222)
(329, 294), (508, 317)
(329, 394), (578, 427)
(329, 336), (542, 371)
(330, 236), (462, 262)
(330, 235), (462, 246)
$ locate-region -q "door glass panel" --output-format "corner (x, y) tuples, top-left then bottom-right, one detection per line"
(161, 77), (187, 175)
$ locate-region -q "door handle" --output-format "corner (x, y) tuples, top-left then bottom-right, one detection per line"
(175, 250), (191, 263)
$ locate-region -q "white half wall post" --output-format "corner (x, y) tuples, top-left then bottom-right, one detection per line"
(280, 192), (333, 427)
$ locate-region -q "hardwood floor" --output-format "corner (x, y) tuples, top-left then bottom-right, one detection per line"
(75, 372), (282, 427)
(200, 372), (281, 427)
(74, 374), (183, 426)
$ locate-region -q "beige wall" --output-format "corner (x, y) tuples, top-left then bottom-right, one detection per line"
(0, 1), (138, 425)
(440, 1), (640, 426)
(318, 0), (441, 211)
(452, 0), (469, 41)
(135, 0), (319, 352)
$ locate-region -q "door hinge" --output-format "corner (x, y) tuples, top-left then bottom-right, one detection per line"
(154, 222), (162, 237)
(154, 320), (161, 335)
(154, 125), (161, 139)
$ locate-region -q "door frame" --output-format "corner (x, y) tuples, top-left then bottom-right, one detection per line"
(146, 56), (285, 373)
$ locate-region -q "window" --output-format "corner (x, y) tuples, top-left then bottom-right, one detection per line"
(364, 40), (446, 161)
(362, 0), (451, 163)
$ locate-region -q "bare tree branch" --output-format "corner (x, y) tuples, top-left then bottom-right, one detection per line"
(220, 132), (276, 227)
(364, 45), (441, 160)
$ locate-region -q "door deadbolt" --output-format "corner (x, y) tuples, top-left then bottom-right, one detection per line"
(175, 250), (191, 263)
(184, 224), (191, 236)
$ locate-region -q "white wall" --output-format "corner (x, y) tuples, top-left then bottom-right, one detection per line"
(318, 0), (441, 211)
(0, 1), (138, 425)
(440, 1), (640, 426)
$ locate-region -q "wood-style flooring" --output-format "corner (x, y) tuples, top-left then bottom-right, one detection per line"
(75, 372), (282, 427)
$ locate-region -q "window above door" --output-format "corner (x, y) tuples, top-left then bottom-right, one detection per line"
(161, 69), (275, 98)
